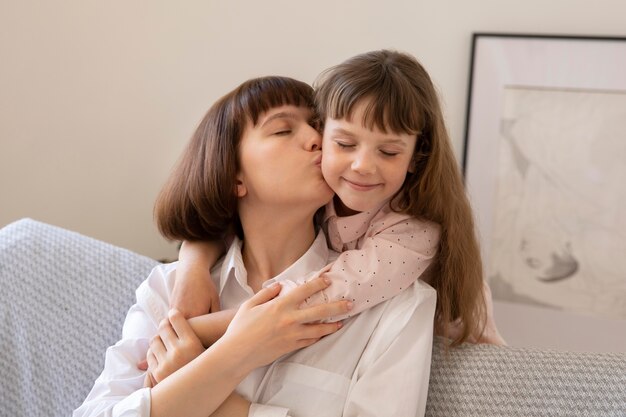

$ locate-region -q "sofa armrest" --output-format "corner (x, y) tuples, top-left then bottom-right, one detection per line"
(0, 219), (159, 417)
(426, 337), (626, 416)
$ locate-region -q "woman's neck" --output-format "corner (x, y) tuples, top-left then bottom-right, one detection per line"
(238, 207), (317, 292)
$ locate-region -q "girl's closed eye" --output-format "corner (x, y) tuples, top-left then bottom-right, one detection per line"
(380, 149), (400, 157)
(335, 140), (355, 149)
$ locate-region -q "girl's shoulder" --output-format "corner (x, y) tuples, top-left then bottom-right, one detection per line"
(371, 206), (441, 239)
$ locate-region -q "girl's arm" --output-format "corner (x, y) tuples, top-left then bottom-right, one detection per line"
(143, 309), (206, 387)
(278, 215), (441, 322)
(187, 309), (237, 347)
(138, 310), (235, 374)
(170, 240), (225, 318)
(441, 281), (507, 345)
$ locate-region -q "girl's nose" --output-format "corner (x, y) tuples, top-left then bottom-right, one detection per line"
(351, 152), (376, 175)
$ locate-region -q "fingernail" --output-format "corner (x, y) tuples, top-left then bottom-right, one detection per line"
(323, 277), (331, 285)
(346, 301), (353, 310)
(337, 321), (343, 329)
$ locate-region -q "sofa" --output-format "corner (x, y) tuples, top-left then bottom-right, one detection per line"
(1, 218), (624, 417)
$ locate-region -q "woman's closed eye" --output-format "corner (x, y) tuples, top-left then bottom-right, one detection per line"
(273, 127), (293, 136)
(275, 130), (292, 136)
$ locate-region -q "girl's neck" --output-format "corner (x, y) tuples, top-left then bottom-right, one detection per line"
(334, 195), (360, 217)
(238, 206), (317, 292)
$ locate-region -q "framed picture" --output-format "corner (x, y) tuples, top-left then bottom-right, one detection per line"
(463, 33), (626, 319)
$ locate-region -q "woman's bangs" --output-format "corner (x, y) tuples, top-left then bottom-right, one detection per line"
(236, 77), (315, 126)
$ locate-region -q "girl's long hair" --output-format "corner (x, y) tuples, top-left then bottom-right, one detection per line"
(315, 50), (486, 345)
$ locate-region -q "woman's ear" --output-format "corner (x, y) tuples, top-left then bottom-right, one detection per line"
(235, 175), (247, 198)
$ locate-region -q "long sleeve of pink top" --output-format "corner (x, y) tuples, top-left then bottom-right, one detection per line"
(270, 201), (440, 322)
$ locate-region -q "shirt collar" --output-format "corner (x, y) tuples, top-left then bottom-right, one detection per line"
(217, 231), (330, 296)
(218, 237), (246, 296)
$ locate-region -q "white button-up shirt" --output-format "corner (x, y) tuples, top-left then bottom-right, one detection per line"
(74, 232), (436, 417)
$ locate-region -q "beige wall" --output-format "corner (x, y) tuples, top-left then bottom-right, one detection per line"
(1, 0), (625, 350)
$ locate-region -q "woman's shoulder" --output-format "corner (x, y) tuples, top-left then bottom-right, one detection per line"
(346, 280), (436, 363)
(354, 279), (436, 331)
(386, 279), (436, 314)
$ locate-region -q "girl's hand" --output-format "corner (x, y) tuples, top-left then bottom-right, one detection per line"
(221, 277), (353, 371)
(142, 309), (206, 387)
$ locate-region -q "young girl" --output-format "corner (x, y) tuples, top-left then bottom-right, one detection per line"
(155, 50), (503, 381)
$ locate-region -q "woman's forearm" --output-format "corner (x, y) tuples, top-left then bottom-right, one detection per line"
(150, 337), (255, 417)
(209, 392), (251, 417)
(150, 278), (348, 417)
(188, 309), (237, 347)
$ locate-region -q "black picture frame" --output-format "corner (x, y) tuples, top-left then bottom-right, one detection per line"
(463, 33), (626, 318)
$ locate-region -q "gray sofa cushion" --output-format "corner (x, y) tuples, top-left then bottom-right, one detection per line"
(0, 219), (158, 417)
(1, 218), (625, 417)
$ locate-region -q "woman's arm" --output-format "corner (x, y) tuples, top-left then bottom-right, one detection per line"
(75, 264), (350, 417)
(209, 393), (251, 417)
(150, 278), (350, 417)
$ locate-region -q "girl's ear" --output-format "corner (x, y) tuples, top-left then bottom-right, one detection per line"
(408, 158), (417, 174)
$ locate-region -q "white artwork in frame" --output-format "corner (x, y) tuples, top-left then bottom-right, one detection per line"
(463, 34), (626, 319)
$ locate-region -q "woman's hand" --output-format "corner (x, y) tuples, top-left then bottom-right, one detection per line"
(141, 309), (206, 387)
(220, 277), (353, 371)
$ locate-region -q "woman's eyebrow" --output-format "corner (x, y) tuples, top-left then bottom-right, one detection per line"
(260, 112), (297, 127)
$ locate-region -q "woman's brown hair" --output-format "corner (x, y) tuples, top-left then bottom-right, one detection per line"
(155, 76), (316, 242)
(315, 50), (486, 346)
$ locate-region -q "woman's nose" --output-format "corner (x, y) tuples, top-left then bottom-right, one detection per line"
(303, 126), (322, 151)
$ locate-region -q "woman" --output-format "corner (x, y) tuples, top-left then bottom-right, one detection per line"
(74, 76), (436, 417)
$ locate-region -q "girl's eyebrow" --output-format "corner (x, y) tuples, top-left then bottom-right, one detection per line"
(332, 127), (408, 147)
(330, 127), (357, 138)
(379, 138), (408, 147)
